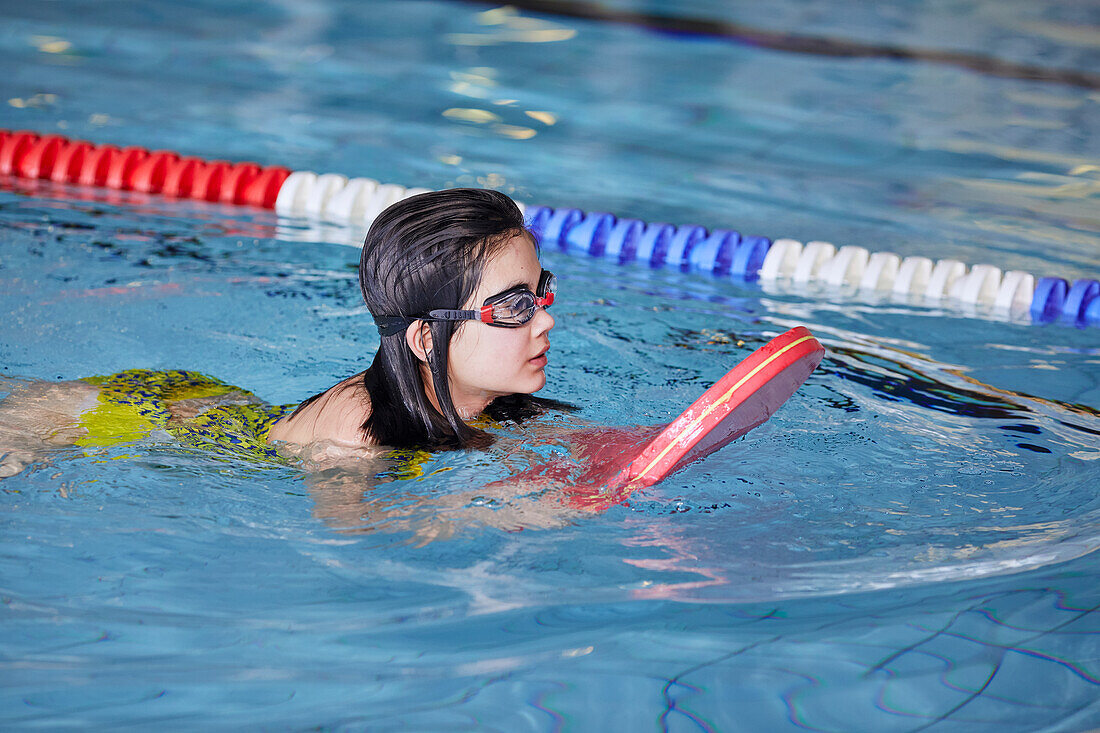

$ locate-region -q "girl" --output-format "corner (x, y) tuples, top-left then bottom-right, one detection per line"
(0, 188), (572, 477)
(269, 187), (566, 452)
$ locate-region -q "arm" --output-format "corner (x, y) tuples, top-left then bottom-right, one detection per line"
(0, 378), (100, 477)
(298, 421), (664, 544)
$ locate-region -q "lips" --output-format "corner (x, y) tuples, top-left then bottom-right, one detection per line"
(529, 346), (549, 367)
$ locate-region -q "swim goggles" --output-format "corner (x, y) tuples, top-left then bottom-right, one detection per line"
(375, 270), (556, 337)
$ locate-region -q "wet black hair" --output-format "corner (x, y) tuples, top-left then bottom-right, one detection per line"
(345, 188), (571, 449)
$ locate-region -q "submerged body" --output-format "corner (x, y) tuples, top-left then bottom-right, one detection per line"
(2, 189), (557, 473)
(0, 370), (292, 476)
(0, 189), (581, 538)
(0, 226), (559, 477)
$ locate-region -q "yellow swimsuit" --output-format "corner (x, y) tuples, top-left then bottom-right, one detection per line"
(74, 369), (434, 473)
(76, 369), (293, 462)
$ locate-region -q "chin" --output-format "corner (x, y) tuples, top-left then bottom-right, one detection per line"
(516, 374), (547, 394)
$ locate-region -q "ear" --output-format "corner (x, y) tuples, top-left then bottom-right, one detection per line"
(404, 320), (434, 363)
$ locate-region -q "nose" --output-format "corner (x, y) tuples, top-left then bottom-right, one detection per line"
(531, 303), (554, 335)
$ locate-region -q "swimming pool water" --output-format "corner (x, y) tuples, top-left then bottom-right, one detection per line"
(2, 1), (1099, 729)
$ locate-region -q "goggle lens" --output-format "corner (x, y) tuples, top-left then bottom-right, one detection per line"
(483, 270), (555, 327)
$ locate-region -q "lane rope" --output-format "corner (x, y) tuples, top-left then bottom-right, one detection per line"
(1, 128), (1096, 327)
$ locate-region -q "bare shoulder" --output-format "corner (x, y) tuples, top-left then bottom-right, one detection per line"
(268, 375), (374, 448)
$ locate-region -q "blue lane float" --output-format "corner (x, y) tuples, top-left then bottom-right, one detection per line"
(538, 207), (583, 245)
(731, 236), (770, 281)
(1087, 294), (1100, 326)
(634, 223), (674, 267)
(522, 205), (1098, 328)
(689, 229), (739, 275)
(1062, 279), (1099, 327)
(664, 225), (708, 269)
(1031, 277), (1068, 324)
(604, 218), (644, 262)
(564, 211), (615, 256)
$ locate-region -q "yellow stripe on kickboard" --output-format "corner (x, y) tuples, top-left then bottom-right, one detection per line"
(631, 335), (817, 483)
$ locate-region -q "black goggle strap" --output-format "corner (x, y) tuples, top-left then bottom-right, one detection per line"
(375, 315), (416, 337)
(374, 309), (480, 337)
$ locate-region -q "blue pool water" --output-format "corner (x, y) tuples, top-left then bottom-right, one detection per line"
(2, 1), (1099, 729)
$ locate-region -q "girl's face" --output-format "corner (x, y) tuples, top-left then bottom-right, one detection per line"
(446, 233), (554, 415)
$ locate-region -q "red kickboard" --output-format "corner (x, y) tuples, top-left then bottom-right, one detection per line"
(564, 326), (824, 509)
(614, 325), (824, 487)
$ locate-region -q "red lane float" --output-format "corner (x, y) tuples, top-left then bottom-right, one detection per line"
(241, 165), (289, 208)
(105, 146), (148, 189)
(163, 156), (202, 197)
(221, 162), (259, 204)
(0, 130), (39, 175)
(191, 160), (231, 202)
(19, 134), (65, 179)
(0, 129), (285, 208)
(77, 144), (117, 186)
(130, 151), (179, 193)
(50, 140), (93, 183)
